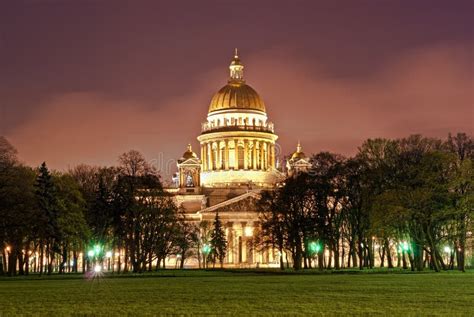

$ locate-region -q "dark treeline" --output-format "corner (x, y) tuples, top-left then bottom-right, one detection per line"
(0, 140), (226, 276)
(0, 133), (472, 275)
(258, 133), (473, 271)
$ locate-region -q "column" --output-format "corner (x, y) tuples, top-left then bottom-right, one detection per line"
(226, 222), (233, 263)
(263, 143), (267, 170)
(201, 144), (206, 172)
(270, 144), (275, 168)
(216, 141), (221, 170)
(244, 139), (249, 170)
(240, 222), (247, 263)
(260, 141), (264, 170)
(252, 140), (257, 170)
(207, 142), (213, 170)
(224, 140), (229, 170)
(234, 139), (239, 170)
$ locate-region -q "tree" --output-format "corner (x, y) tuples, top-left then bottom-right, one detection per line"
(309, 152), (347, 270)
(210, 212), (227, 268)
(54, 174), (90, 273)
(444, 133), (473, 271)
(0, 165), (37, 275)
(0, 136), (18, 170)
(35, 162), (61, 275)
(258, 190), (287, 270)
(172, 219), (199, 269)
(112, 150), (178, 273)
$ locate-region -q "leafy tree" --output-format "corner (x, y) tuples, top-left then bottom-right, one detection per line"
(112, 150), (178, 272)
(0, 165), (37, 275)
(444, 133), (473, 271)
(54, 174), (90, 273)
(172, 219), (199, 269)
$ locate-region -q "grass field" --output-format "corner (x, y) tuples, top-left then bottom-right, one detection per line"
(1, 270), (473, 316)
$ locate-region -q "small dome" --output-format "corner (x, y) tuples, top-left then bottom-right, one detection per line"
(208, 82), (266, 113)
(182, 144), (197, 160)
(291, 142), (307, 160)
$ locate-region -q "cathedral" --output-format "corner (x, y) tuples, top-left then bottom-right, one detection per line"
(170, 50), (311, 267)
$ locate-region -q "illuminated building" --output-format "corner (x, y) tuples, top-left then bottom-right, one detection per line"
(172, 50), (309, 267)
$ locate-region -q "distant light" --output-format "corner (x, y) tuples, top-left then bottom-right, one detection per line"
(443, 246), (451, 253)
(105, 251), (113, 258)
(5, 246), (11, 252)
(309, 241), (322, 254)
(402, 241), (410, 251)
(94, 244), (101, 254)
(88, 250), (95, 258)
(202, 244), (211, 255)
(94, 265), (102, 273)
(244, 226), (253, 237)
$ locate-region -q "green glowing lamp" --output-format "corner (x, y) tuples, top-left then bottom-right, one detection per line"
(202, 244), (211, 255)
(402, 241), (410, 251)
(309, 241), (322, 254)
(87, 250), (95, 258)
(94, 244), (102, 255)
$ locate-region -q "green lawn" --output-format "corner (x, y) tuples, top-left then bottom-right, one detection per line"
(0, 270), (473, 316)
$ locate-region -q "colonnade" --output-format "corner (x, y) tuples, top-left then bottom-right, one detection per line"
(200, 139), (275, 172)
(223, 221), (275, 265)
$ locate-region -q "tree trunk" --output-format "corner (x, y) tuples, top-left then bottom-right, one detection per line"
(384, 239), (393, 268)
(8, 249), (17, 276)
(39, 243), (44, 276)
(279, 248), (284, 271)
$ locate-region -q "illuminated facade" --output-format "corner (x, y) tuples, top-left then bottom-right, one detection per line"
(173, 50), (308, 267)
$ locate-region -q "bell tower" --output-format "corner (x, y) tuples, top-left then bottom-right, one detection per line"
(177, 144), (201, 193)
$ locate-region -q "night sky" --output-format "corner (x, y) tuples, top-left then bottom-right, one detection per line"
(1, 1), (472, 178)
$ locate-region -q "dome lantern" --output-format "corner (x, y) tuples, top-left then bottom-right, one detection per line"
(229, 48), (244, 82)
(208, 49), (266, 114)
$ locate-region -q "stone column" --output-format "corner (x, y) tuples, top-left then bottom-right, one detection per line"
(270, 144), (275, 168)
(252, 141), (257, 170)
(263, 142), (268, 170)
(226, 222), (233, 264)
(240, 222), (247, 263)
(208, 142), (213, 170)
(201, 144), (206, 171)
(260, 141), (264, 170)
(244, 139), (249, 170)
(234, 139), (239, 170)
(224, 140), (229, 170)
(216, 141), (221, 170)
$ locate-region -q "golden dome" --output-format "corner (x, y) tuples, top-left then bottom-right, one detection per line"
(182, 144), (197, 160)
(208, 49), (266, 114)
(208, 82), (266, 113)
(291, 142), (307, 160)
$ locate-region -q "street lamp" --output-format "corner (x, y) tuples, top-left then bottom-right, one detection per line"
(309, 241), (322, 255)
(202, 244), (211, 269)
(93, 244), (102, 256)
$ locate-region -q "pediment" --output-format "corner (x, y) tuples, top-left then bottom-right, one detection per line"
(200, 191), (261, 213)
(178, 157), (201, 165)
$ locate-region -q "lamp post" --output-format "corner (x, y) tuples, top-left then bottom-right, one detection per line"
(308, 241), (322, 268)
(202, 244), (211, 269)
